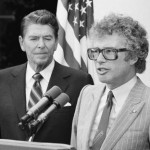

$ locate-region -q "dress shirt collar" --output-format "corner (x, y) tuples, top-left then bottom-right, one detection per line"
(110, 76), (137, 109)
(26, 59), (55, 83)
(40, 60), (55, 83)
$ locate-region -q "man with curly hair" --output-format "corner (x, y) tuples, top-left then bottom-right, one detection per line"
(71, 13), (150, 150)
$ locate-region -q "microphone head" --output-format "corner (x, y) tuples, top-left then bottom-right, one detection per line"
(54, 93), (70, 108)
(44, 86), (62, 99)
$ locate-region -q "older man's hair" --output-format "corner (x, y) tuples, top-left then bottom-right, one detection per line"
(20, 9), (59, 39)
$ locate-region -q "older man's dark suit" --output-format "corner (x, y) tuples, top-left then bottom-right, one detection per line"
(0, 61), (93, 144)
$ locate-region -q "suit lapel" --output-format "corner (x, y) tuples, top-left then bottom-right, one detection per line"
(47, 62), (69, 93)
(101, 78), (146, 150)
(79, 84), (106, 148)
(10, 63), (27, 120)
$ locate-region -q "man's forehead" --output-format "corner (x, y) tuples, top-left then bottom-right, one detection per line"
(89, 33), (127, 47)
(24, 24), (54, 37)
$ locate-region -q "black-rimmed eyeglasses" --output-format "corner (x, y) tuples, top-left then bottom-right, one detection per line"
(87, 47), (130, 60)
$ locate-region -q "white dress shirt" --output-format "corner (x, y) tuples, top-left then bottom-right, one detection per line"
(89, 76), (137, 146)
(26, 60), (55, 110)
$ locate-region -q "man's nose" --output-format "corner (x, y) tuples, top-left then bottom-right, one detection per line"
(96, 52), (106, 62)
(38, 38), (45, 48)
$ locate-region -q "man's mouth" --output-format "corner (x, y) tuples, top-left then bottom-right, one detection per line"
(97, 68), (109, 75)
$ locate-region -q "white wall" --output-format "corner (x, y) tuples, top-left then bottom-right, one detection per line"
(93, 0), (150, 87)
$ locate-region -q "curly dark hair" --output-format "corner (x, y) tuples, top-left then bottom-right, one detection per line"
(89, 13), (149, 73)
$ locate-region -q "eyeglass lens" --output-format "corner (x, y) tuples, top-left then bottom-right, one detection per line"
(88, 48), (117, 60)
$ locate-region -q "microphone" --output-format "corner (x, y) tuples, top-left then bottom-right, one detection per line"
(29, 92), (70, 133)
(18, 86), (62, 129)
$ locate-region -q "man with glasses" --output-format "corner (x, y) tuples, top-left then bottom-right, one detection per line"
(71, 13), (150, 150)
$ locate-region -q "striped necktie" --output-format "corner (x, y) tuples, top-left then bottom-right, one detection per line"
(28, 73), (43, 109)
(92, 91), (114, 150)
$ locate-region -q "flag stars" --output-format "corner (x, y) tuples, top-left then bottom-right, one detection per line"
(80, 6), (86, 15)
(86, 0), (92, 7)
(68, 4), (73, 11)
(73, 17), (78, 26)
(80, 20), (84, 27)
(75, 3), (79, 11)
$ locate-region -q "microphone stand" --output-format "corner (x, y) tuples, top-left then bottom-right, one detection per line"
(26, 119), (43, 141)
(28, 101), (61, 141)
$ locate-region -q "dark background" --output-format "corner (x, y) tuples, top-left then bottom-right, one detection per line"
(0, 0), (58, 69)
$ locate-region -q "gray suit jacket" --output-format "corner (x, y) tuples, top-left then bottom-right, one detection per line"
(71, 77), (150, 150)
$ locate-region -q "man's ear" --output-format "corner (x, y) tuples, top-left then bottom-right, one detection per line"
(18, 36), (25, 52)
(130, 56), (138, 65)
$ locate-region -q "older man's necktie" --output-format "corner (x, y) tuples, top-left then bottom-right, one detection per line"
(28, 73), (43, 109)
(92, 91), (114, 150)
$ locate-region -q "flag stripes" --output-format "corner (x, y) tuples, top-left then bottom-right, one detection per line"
(58, 23), (81, 69)
(56, 0), (94, 69)
(55, 0), (99, 83)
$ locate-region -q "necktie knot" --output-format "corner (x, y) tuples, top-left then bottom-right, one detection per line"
(32, 73), (43, 82)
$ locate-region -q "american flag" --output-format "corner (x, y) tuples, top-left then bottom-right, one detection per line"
(54, 0), (99, 83)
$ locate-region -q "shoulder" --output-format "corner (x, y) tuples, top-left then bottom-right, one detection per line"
(55, 61), (93, 78)
(136, 77), (150, 93)
(135, 77), (150, 103)
(0, 63), (26, 76)
(82, 83), (105, 93)
(79, 83), (105, 100)
(76, 83), (105, 111)
(56, 62), (85, 73)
